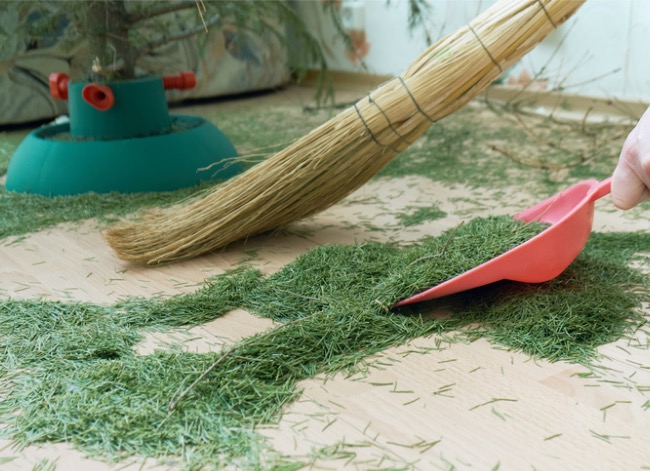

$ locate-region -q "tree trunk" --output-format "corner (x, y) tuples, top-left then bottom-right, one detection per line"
(85, 0), (136, 80)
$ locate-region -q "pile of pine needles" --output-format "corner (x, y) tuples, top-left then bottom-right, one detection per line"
(0, 216), (648, 468)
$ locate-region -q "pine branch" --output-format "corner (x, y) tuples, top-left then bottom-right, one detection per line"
(135, 12), (221, 55)
(127, 0), (196, 25)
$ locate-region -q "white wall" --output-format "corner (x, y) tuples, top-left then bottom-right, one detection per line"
(302, 0), (650, 103)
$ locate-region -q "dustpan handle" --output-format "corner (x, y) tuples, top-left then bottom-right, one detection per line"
(589, 177), (612, 202)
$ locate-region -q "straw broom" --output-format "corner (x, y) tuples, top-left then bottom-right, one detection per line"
(106, 0), (584, 265)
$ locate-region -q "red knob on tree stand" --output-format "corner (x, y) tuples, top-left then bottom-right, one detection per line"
(162, 71), (196, 90)
(49, 73), (70, 100)
(82, 83), (115, 111)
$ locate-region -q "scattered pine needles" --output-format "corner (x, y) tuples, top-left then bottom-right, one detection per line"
(0, 217), (648, 469)
(0, 183), (214, 240)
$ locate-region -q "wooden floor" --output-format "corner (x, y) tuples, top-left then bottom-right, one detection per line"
(1, 87), (649, 470)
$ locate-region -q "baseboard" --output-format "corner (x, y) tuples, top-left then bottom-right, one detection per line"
(305, 69), (648, 123)
(482, 85), (648, 123)
(303, 69), (392, 92)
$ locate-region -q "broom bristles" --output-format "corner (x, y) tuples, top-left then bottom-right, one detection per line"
(106, 0), (584, 265)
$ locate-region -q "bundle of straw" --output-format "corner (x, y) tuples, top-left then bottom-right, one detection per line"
(107, 0), (584, 265)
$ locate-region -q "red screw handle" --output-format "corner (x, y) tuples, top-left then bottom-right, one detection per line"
(82, 83), (115, 111)
(162, 71), (196, 90)
(49, 73), (70, 100)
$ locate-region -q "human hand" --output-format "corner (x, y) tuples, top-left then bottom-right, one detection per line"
(612, 107), (650, 209)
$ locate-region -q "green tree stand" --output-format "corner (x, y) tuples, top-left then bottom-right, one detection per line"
(5, 73), (241, 196)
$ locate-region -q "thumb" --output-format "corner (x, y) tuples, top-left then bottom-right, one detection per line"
(611, 160), (650, 210)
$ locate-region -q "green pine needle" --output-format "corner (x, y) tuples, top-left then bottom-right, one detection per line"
(0, 217), (647, 468)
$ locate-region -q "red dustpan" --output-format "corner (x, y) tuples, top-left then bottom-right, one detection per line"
(395, 178), (612, 307)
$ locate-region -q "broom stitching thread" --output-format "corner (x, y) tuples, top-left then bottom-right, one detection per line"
(368, 94), (416, 147)
(353, 102), (402, 153)
(397, 76), (437, 123)
(467, 24), (503, 72)
(536, 0), (558, 28)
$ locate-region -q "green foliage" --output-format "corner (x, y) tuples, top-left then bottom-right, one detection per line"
(404, 0), (434, 44)
(3, 1), (324, 83)
(0, 217), (647, 468)
(396, 204), (447, 226)
(2, 0), (340, 102)
(380, 106), (629, 197)
(0, 183), (216, 240)
(3, 0), (434, 103)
